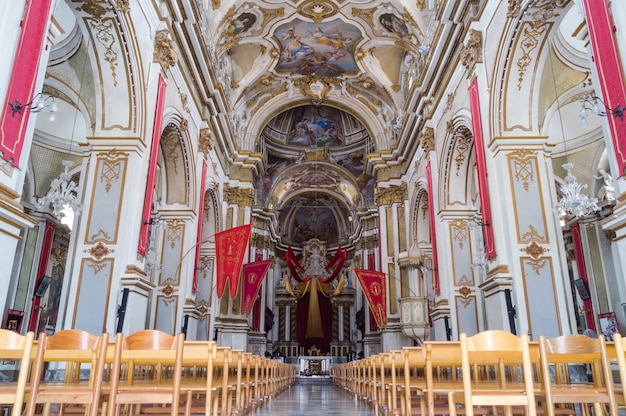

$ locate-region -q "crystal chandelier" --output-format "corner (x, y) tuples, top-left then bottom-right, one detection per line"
(556, 163), (599, 218)
(37, 160), (84, 221)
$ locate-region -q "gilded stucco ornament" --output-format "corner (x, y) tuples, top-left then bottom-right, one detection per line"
(507, 0), (522, 18)
(375, 183), (408, 205)
(84, 241), (115, 261)
(297, 1), (339, 23)
(154, 30), (178, 70)
(116, 0), (129, 13)
(419, 127), (435, 153)
(460, 29), (482, 74)
(521, 241), (550, 260)
(159, 278), (178, 305)
(224, 184), (255, 208)
(199, 128), (215, 153)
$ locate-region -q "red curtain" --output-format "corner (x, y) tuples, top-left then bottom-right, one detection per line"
(192, 161), (208, 293)
(138, 74), (167, 256)
(426, 162), (440, 294)
(215, 224), (251, 299)
(469, 78), (496, 260)
(583, 0), (626, 175)
(0, 0), (54, 167)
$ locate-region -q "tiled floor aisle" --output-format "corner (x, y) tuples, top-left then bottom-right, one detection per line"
(250, 381), (374, 415)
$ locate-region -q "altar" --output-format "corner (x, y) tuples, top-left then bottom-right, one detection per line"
(297, 355), (332, 379)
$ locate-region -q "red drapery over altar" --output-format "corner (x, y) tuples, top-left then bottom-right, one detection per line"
(215, 224), (251, 299)
(0, 0), (54, 167)
(138, 74), (167, 256)
(426, 162), (440, 294)
(354, 268), (387, 328)
(583, 0), (626, 176)
(469, 77), (496, 260)
(241, 259), (272, 316)
(192, 161), (208, 293)
(285, 245), (346, 284)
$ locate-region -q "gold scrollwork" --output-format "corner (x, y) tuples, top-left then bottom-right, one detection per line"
(520, 241), (549, 260)
(154, 29), (178, 71)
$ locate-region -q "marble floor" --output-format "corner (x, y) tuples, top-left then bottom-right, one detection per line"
(250, 381), (374, 415)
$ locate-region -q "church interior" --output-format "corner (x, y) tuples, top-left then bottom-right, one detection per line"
(2, 0), (626, 386)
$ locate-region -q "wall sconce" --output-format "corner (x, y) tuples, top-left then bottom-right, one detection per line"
(579, 95), (625, 126)
(8, 92), (58, 121)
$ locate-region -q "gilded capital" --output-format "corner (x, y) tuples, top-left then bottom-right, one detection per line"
(375, 183), (407, 205)
(460, 29), (482, 73)
(154, 30), (178, 70)
(420, 127), (435, 153)
(116, 0), (129, 13)
(199, 128), (215, 153)
(224, 184), (255, 208)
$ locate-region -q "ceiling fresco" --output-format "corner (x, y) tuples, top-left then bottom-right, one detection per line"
(276, 18), (361, 77)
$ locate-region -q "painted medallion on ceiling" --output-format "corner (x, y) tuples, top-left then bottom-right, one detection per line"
(276, 18), (361, 77)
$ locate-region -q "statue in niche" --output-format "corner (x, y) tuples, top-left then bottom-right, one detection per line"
(595, 168), (615, 201)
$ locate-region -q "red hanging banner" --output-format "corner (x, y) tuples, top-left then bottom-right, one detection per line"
(583, 0), (626, 176)
(354, 268), (387, 328)
(469, 77), (496, 260)
(192, 161), (208, 293)
(138, 74), (167, 256)
(0, 0), (54, 167)
(241, 259), (273, 316)
(426, 162), (440, 295)
(215, 224), (251, 299)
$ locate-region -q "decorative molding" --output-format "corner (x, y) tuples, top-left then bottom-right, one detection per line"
(420, 127), (435, 153)
(154, 29), (178, 71)
(297, 0), (339, 23)
(224, 184), (255, 208)
(507, 0), (522, 18)
(199, 128), (215, 153)
(159, 277), (178, 305)
(461, 29), (483, 74)
(452, 126), (473, 176)
(375, 183), (407, 205)
(520, 241), (550, 260)
(116, 0), (129, 13)
(84, 241), (114, 261)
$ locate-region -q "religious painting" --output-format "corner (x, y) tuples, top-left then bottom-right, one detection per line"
(275, 18), (360, 77)
(229, 12), (256, 36)
(379, 13), (409, 37)
(335, 151), (365, 177)
(255, 154), (291, 204)
(287, 106), (345, 147)
(291, 207), (339, 244)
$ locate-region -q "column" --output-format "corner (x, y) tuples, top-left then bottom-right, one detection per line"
(375, 182), (410, 351)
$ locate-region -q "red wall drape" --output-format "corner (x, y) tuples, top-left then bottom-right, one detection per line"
(582, 0), (626, 176)
(138, 74), (167, 256)
(192, 161), (207, 293)
(426, 162), (440, 294)
(0, 0), (54, 167)
(469, 78), (496, 260)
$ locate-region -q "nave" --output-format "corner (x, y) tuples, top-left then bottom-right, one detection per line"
(250, 381), (373, 416)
